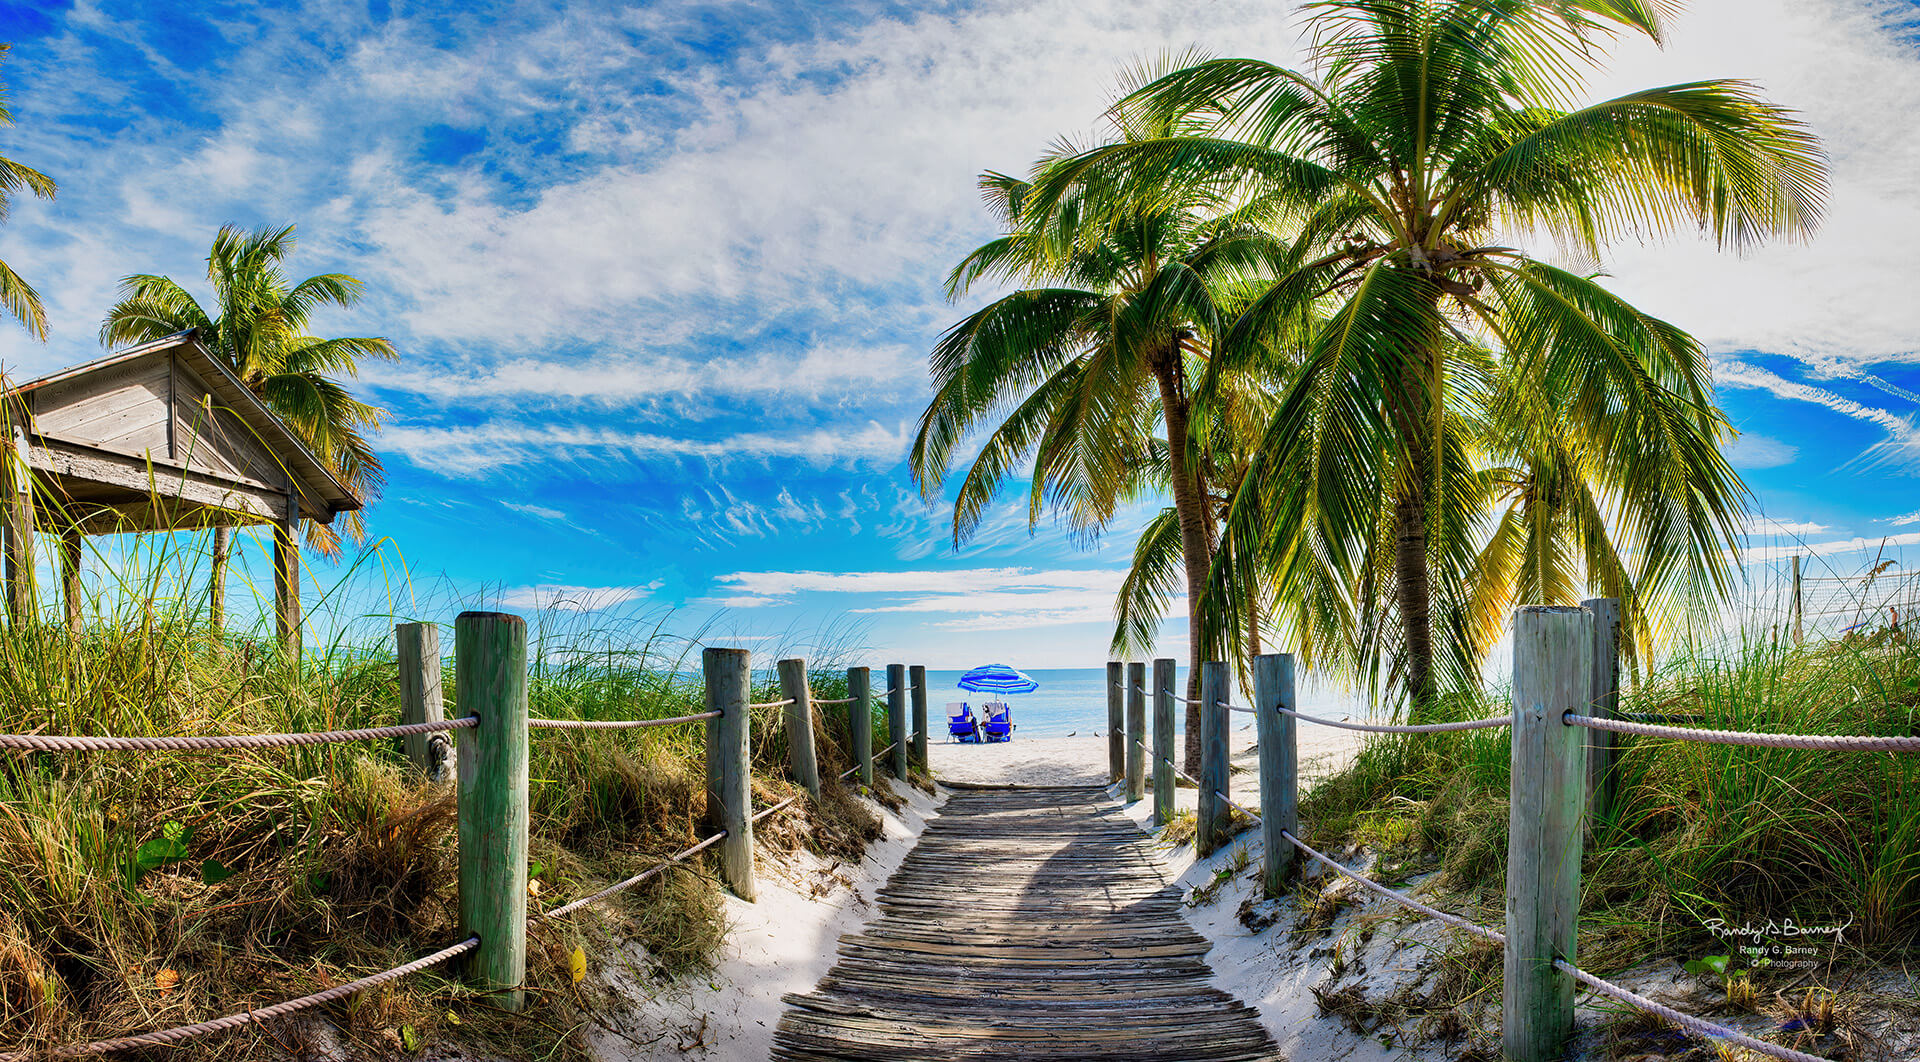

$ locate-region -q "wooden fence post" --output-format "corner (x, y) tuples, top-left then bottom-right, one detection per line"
(848, 666), (873, 786)
(397, 621), (450, 780)
(1125, 661), (1146, 802)
(1256, 652), (1296, 897)
(704, 647), (756, 901)
(1791, 554), (1804, 644)
(1152, 658), (1176, 826)
(909, 664), (929, 769)
(1106, 661), (1124, 782)
(60, 530), (82, 637)
(1581, 597), (1620, 832)
(777, 657), (820, 801)
(1505, 606), (1591, 1062)
(3, 425), (35, 626)
(1197, 660), (1230, 857)
(887, 663), (908, 779)
(455, 611), (529, 1011)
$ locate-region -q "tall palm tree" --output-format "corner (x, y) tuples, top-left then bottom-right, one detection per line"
(0, 44), (57, 339)
(1030, 0), (1826, 713)
(913, 93), (1303, 771)
(101, 224), (394, 628)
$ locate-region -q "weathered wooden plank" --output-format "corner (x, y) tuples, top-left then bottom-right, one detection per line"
(773, 785), (1278, 1061)
(779, 657), (822, 800)
(1106, 661), (1124, 782)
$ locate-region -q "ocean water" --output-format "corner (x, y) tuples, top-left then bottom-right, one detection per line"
(925, 666), (1365, 739)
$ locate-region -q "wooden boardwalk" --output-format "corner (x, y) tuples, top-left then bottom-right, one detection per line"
(772, 784), (1279, 1061)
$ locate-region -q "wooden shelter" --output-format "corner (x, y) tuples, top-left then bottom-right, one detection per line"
(1, 330), (361, 650)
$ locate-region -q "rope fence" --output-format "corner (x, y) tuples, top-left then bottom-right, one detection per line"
(751, 794), (803, 824)
(1216, 790), (1262, 824)
(813, 696), (857, 706)
(1567, 713), (1920, 753)
(0, 937), (480, 1062)
(0, 717), (476, 753)
(1554, 960), (1828, 1062)
(1279, 705), (1512, 734)
(747, 698), (796, 709)
(540, 831), (731, 921)
(528, 710), (720, 730)
(1215, 700), (1259, 716)
(1281, 830), (1506, 945)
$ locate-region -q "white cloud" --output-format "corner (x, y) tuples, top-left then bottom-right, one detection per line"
(502, 501), (567, 521)
(382, 420), (910, 477)
(1722, 432), (1797, 470)
(1717, 360), (1920, 469)
(1740, 517), (1829, 537)
(1741, 532), (1920, 565)
(495, 582), (659, 612)
(706, 565), (1133, 628)
(1890, 511), (1920, 526)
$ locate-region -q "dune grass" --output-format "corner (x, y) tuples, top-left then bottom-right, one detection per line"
(1300, 625), (1920, 990)
(0, 532), (885, 1060)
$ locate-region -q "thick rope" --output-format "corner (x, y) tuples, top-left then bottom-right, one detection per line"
(1218, 701), (1259, 715)
(1567, 713), (1920, 753)
(1279, 706), (1512, 734)
(751, 794), (802, 824)
(0, 937), (478, 1061)
(813, 696), (857, 706)
(0, 717), (476, 753)
(1280, 830), (1506, 944)
(528, 710), (720, 730)
(1554, 960), (1828, 1062)
(1215, 790), (1263, 824)
(540, 831), (729, 921)
(747, 698), (795, 709)
(872, 687), (899, 699)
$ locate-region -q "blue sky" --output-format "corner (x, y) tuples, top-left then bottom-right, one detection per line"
(0, 0), (1917, 668)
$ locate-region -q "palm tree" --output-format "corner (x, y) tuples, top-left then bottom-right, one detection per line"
(1031, 0), (1826, 713)
(913, 93), (1304, 771)
(101, 224), (394, 629)
(0, 44), (57, 339)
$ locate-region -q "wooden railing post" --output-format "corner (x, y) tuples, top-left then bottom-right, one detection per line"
(777, 657), (820, 801)
(1791, 554), (1804, 644)
(1152, 658), (1176, 826)
(1255, 652), (1296, 897)
(1505, 606), (1591, 1062)
(1581, 597), (1620, 832)
(909, 664), (929, 769)
(704, 647), (756, 901)
(397, 621), (451, 781)
(887, 662), (909, 779)
(1124, 661), (1146, 802)
(1106, 661), (1124, 783)
(1197, 660), (1230, 857)
(848, 666), (873, 786)
(455, 611), (529, 1011)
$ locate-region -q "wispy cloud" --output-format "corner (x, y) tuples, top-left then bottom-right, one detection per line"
(1718, 361), (1920, 469)
(495, 582), (660, 612)
(705, 565), (1132, 628)
(383, 421), (910, 477)
(1741, 517), (1830, 537)
(1742, 532), (1920, 565)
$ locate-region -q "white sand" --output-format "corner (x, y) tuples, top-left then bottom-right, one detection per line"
(927, 720), (1363, 796)
(588, 778), (940, 1060)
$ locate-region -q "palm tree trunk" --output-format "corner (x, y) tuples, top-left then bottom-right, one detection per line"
(209, 525), (229, 636)
(1394, 348), (1437, 721)
(1151, 353), (1214, 777)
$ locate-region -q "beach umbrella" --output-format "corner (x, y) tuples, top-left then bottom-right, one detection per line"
(956, 663), (1040, 694)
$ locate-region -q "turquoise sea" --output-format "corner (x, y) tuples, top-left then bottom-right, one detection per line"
(923, 666), (1366, 739)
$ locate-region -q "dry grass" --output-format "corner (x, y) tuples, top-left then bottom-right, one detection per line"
(0, 542), (884, 1060)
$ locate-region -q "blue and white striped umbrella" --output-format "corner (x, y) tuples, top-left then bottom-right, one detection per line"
(955, 663), (1040, 694)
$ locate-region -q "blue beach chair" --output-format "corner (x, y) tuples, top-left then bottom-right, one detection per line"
(982, 703), (1015, 742)
(946, 702), (981, 743)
